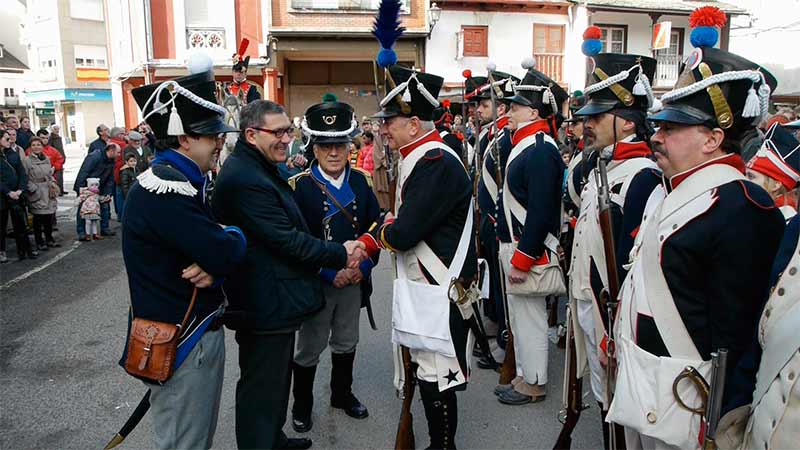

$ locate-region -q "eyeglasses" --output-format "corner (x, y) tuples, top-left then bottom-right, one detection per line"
(249, 126), (295, 139)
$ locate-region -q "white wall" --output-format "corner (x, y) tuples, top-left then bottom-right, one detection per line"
(425, 10), (570, 86)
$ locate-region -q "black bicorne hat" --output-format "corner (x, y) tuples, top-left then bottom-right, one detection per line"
(302, 101), (357, 147)
(506, 59), (568, 118)
(232, 39), (251, 72)
(575, 53), (658, 116)
(132, 63), (236, 139)
(374, 65), (444, 121)
(649, 6), (777, 142)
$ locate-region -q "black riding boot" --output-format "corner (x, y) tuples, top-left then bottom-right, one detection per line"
(419, 380), (458, 450)
(330, 351), (369, 419)
(291, 362), (317, 433)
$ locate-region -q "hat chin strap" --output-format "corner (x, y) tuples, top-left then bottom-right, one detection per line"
(301, 115), (358, 138)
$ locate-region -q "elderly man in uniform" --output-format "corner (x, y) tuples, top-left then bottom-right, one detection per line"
(288, 100), (380, 433)
(492, 59), (568, 406)
(605, 7), (784, 450)
(121, 55), (248, 450)
(567, 35), (664, 449)
(357, 65), (478, 450)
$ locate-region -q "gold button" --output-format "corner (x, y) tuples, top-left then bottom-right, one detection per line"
(646, 411), (657, 423)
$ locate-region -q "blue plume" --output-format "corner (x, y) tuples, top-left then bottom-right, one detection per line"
(372, 0), (405, 60)
(377, 47), (398, 68)
(691, 26), (719, 48)
(581, 39), (603, 56)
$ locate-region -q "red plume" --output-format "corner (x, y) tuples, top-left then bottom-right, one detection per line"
(462, 69), (472, 79)
(583, 26), (602, 40)
(237, 38), (250, 58)
(689, 6), (727, 28)
(442, 99), (451, 108)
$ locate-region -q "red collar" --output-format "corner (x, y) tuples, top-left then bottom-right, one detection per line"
(577, 138), (584, 150)
(511, 120), (551, 146)
(612, 140), (652, 161)
(488, 116), (510, 139)
(399, 130), (443, 158)
(669, 153), (746, 190)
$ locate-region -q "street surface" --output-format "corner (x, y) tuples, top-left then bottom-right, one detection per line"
(0, 144), (603, 449)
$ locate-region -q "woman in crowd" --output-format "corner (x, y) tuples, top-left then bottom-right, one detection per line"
(0, 129), (36, 262)
(23, 137), (60, 251)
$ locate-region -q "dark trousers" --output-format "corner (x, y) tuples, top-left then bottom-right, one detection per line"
(32, 214), (54, 246)
(234, 331), (295, 450)
(1, 206), (32, 256)
(479, 215), (506, 343)
(55, 170), (64, 195)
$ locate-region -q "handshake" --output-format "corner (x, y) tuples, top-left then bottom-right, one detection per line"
(343, 240), (369, 269)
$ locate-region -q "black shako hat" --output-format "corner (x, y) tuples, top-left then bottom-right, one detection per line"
(132, 58), (236, 139)
(649, 6), (776, 142)
(473, 70), (521, 103)
(575, 53), (658, 116)
(464, 74), (488, 103)
(506, 58), (568, 118)
(563, 91), (588, 123)
(302, 101), (357, 147)
(374, 65), (443, 121)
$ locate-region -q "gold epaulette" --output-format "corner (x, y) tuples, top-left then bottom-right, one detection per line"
(351, 167), (374, 188)
(287, 170), (310, 190)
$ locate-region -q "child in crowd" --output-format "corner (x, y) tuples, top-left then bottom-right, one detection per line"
(78, 178), (107, 241)
(119, 153), (139, 199)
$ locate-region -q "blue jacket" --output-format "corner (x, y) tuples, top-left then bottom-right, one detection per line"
(88, 137), (107, 155)
(74, 149), (116, 195)
(119, 149), (247, 373)
(212, 138), (348, 331)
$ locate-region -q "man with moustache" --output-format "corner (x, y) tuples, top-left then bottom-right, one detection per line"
(605, 7), (785, 449)
(288, 100), (380, 433)
(212, 100), (366, 450)
(566, 37), (663, 449)
(494, 59), (568, 406)
(469, 70), (519, 362)
(358, 65), (478, 449)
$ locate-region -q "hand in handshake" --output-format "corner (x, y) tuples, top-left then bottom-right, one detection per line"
(343, 240), (367, 269)
(332, 268), (364, 288)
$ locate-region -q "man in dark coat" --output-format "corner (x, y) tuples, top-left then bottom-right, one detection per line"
(212, 100), (366, 450)
(0, 129), (35, 261)
(121, 61), (248, 450)
(74, 142), (118, 239)
(88, 124), (110, 154)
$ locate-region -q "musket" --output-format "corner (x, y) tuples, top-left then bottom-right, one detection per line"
(394, 347), (416, 450)
(595, 155), (622, 449)
(102, 390), (151, 450)
(553, 303), (587, 450)
(484, 68), (516, 385)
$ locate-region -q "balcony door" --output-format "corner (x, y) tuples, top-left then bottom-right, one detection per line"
(655, 28), (684, 87)
(533, 24), (565, 82)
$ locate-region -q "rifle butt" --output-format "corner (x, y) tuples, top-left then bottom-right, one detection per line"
(552, 432), (572, 450)
(394, 414), (415, 450)
(498, 332), (517, 384)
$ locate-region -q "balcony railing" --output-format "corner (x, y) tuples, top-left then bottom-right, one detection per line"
(186, 27), (226, 49)
(291, 0), (409, 10)
(656, 54), (682, 88)
(534, 53), (564, 83)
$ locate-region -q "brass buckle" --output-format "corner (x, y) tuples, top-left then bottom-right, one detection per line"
(594, 68), (634, 106)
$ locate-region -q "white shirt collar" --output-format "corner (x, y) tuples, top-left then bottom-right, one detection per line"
(319, 167), (346, 189)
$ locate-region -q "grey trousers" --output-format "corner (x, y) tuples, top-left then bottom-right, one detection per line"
(146, 328), (225, 450)
(294, 284), (361, 367)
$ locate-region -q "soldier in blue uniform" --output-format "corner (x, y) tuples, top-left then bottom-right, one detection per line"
(567, 36), (663, 449)
(288, 100), (380, 433)
(471, 69), (518, 364)
(494, 59), (568, 406)
(359, 64), (478, 450)
(121, 55), (247, 450)
(607, 7), (784, 449)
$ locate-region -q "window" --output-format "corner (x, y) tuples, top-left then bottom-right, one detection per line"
(656, 28), (685, 57)
(4, 88), (15, 97)
(74, 45), (108, 69)
(597, 25), (627, 53)
(70, 0), (104, 21)
(461, 26), (488, 57)
(38, 46), (58, 81)
(533, 24), (565, 82)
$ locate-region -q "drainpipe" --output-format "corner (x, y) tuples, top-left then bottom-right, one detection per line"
(143, 0), (154, 83)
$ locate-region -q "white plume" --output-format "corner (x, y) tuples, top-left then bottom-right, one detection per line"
(187, 52), (214, 75)
(521, 57), (536, 70)
(487, 61), (497, 72)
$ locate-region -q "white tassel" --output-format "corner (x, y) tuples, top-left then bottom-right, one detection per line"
(505, 78), (514, 92)
(650, 98), (663, 113)
(742, 85), (761, 118)
(632, 76), (647, 96)
(167, 106), (185, 136)
(401, 86), (412, 103)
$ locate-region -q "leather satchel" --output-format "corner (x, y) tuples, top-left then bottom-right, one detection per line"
(124, 288), (197, 382)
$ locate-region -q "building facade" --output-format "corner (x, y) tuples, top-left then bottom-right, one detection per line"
(0, 45), (29, 119)
(20, 0), (114, 147)
(104, 0), (274, 130)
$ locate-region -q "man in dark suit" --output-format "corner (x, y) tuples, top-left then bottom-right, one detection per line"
(212, 100), (366, 450)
